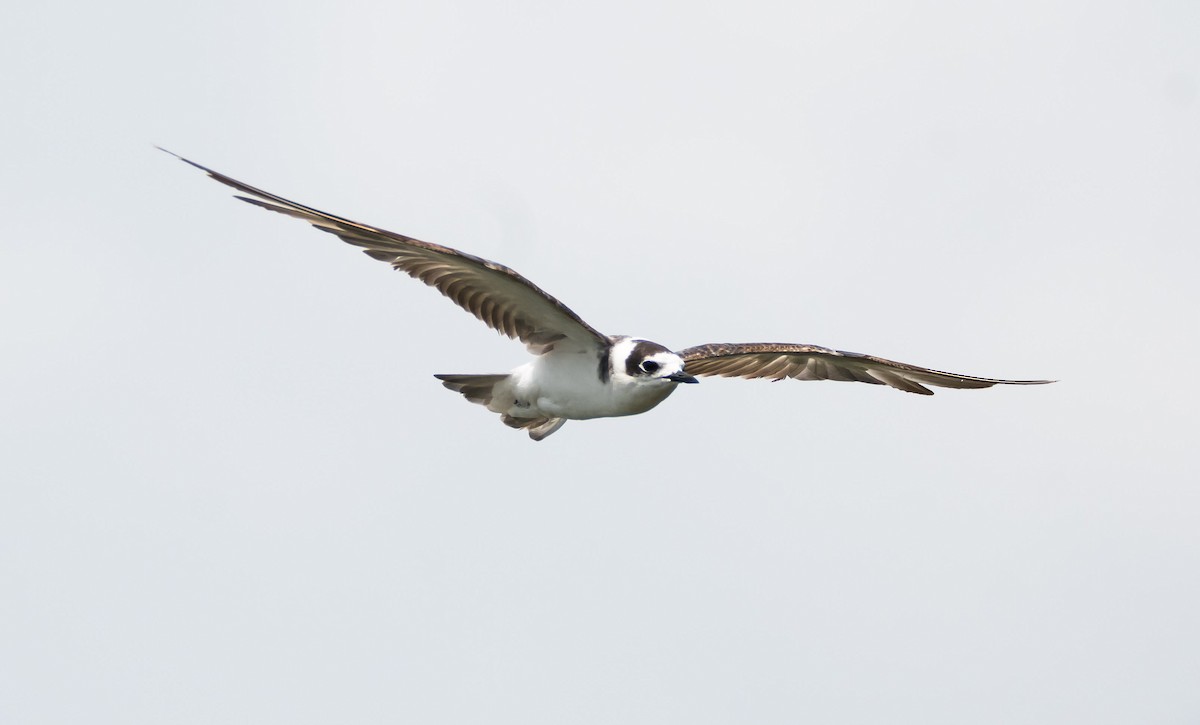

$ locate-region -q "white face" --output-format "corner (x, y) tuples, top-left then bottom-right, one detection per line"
(611, 338), (694, 385)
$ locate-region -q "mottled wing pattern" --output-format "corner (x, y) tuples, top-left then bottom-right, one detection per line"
(166, 150), (609, 355)
(679, 343), (1053, 395)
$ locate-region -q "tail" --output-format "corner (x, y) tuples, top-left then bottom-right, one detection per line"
(434, 374), (566, 441)
(434, 373), (509, 407)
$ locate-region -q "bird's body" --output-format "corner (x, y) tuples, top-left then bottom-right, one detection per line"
(507, 337), (677, 419)
(164, 149), (1052, 440)
(438, 337), (687, 439)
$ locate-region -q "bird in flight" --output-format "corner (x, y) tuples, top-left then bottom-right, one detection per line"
(163, 149), (1052, 440)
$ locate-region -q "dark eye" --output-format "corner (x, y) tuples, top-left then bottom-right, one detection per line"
(640, 360), (660, 374)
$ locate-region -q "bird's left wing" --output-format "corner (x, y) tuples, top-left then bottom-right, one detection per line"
(679, 342), (1053, 395)
(163, 149), (610, 355)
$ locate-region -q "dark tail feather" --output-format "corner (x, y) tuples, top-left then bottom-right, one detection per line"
(436, 374), (566, 440)
(434, 374), (508, 406)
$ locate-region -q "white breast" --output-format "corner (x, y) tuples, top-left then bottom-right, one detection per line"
(506, 349), (677, 420)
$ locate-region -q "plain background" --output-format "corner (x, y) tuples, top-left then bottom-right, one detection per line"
(2, 2), (1198, 723)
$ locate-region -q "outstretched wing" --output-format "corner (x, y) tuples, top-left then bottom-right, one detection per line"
(163, 149), (609, 355)
(679, 342), (1053, 395)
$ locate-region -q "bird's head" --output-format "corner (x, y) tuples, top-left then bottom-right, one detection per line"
(611, 337), (698, 386)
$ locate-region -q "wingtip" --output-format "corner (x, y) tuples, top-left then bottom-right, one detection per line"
(155, 146), (211, 174)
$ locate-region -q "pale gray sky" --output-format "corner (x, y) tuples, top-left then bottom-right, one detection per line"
(2, 2), (1198, 723)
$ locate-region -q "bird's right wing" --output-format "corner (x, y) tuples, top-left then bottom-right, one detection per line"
(164, 149), (610, 355)
(679, 342), (1053, 395)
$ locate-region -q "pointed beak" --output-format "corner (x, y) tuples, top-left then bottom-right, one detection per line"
(667, 372), (699, 384)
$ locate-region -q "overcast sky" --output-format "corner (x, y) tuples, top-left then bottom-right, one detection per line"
(2, 2), (1198, 723)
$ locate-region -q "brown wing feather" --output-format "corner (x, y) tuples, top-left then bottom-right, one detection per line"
(164, 149), (608, 355)
(679, 343), (1053, 395)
